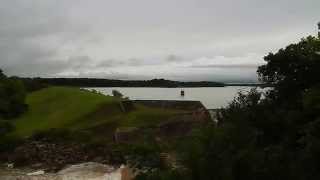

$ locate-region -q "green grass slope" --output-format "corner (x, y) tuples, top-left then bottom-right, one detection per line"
(12, 87), (117, 137)
(11, 87), (182, 141)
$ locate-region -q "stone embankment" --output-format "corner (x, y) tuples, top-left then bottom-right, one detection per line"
(129, 100), (206, 111)
(114, 100), (212, 143)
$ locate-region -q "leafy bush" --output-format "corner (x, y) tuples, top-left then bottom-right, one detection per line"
(112, 89), (123, 98)
(0, 71), (27, 119)
(0, 121), (14, 136)
(0, 136), (23, 153)
(20, 77), (48, 92)
(141, 36), (320, 180)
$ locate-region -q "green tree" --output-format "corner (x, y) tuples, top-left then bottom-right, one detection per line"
(258, 36), (320, 101)
(112, 89), (123, 98)
(0, 69), (6, 80)
(175, 36), (320, 180)
(0, 70), (27, 119)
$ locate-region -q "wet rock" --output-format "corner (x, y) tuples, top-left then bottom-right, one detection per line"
(4, 139), (120, 172)
(27, 170), (45, 176)
(7, 163), (14, 169)
(58, 162), (122, 179)
(0, 162), (133, 180)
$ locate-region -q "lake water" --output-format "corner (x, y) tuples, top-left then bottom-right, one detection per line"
(88, 86), (261, 109)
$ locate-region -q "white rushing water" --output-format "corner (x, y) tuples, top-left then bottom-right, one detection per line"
(0, 162), (131, 180)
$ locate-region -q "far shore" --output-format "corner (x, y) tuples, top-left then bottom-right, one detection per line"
(19, 77), (272, 88)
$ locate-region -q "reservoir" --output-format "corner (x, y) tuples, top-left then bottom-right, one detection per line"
(87, 86), (264, 109)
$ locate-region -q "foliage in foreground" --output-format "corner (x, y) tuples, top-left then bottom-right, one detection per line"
(0, 70), (27, 138)
(136, 36), (320, 180)
(0, 70), (27, 120)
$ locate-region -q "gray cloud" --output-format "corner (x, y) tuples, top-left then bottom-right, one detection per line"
(190, 64), (260, 69)
(97, 58), (161, 68)
(166, 55), (186, 62)
(97, 59), (126, 68)
(0, 0), (319, 82)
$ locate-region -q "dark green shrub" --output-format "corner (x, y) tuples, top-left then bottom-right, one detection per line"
(0, 73), (27, 119)
(0, 121), (14, 136)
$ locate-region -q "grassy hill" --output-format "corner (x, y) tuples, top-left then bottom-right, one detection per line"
(10, 87), (182, 142)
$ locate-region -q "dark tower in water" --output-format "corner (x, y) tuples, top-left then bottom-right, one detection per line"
(318, 22), (320, 38)
(180, 90), (185, 96)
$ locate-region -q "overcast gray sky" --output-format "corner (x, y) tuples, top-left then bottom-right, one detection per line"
(0, 0), (319, 82)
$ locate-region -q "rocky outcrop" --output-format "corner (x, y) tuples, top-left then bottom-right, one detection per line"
(1, 140), (124, 172)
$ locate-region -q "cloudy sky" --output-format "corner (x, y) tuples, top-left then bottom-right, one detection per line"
(0, 0), (319, 82)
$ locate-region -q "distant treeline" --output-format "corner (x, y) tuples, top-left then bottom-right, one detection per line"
(226, 83), (271, 87)
(18, 77), (270, 89)
(19, 78), (227, 88)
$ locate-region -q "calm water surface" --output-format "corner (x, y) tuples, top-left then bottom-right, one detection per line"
(88, 86), (261, 109)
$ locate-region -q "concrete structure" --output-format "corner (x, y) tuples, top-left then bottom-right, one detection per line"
(130, 100), (206, 111)
(132, 100), (211, 122)
(114, 100), (212, 143)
